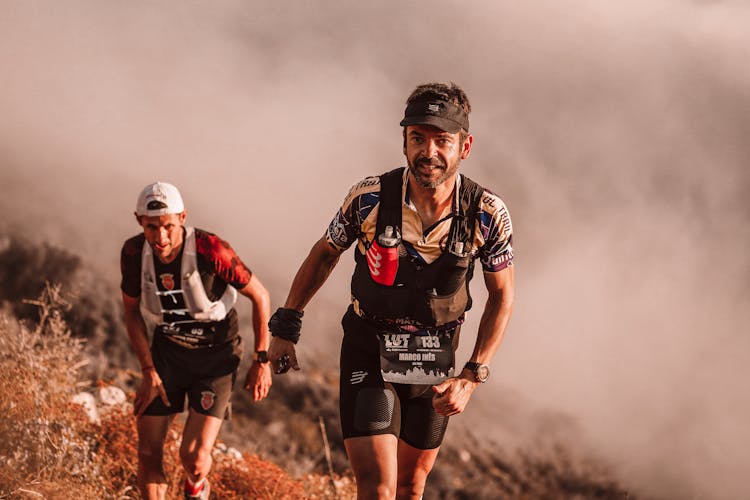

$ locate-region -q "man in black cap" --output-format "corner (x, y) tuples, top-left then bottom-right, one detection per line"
(269, 82), (515, 498)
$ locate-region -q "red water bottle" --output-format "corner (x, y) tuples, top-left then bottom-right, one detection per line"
(367, 225), (399, 286)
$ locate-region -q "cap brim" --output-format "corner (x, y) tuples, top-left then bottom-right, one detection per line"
(399, 115), (463, 134)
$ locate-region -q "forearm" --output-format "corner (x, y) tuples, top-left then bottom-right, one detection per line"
(469, 290), (513, 365)
(284, 237), (341, 311)
(251, 290), (271, 352)
(123, 309), (154, 370)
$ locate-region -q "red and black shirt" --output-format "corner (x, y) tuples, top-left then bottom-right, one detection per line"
(120, 228), (252, 347)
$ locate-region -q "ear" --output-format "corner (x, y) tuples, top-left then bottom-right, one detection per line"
(134, 212), (142, 226)
(402, 129), (407, 154)
(460, 134), (473, 160)
(178, 211), (187, 224)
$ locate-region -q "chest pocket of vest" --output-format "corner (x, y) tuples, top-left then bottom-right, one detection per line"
(182, 270), (237, 322)
(425, 253), (471, 325)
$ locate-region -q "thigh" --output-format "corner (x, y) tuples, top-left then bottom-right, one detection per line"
(398, 387), (449, 450)
(397, 439), (441, 497)
(340, 319), (402, 440)
(143, 341), (187, 416)
(345, 434), (399, 498)
(186, 369), (236, 419)
(180, 408), (224, 456)
(136, 414), (172, 454)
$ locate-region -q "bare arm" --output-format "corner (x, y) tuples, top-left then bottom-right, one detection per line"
(238, 274), (273, 401)
(122, 292), (155, 371)
(122, 292), (170, 415)
(268, 236), (343, 371)
(283, 236), (344, 311)
(237, 274), (272, 352)
(465, 265), (515, 366)
(432, 265), (515, 416)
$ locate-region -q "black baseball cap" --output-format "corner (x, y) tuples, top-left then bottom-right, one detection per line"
(399, 97), (469, 133)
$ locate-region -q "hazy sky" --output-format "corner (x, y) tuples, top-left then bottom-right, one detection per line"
(1, 1), (748, 498)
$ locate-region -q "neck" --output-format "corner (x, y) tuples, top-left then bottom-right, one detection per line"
(407, 172), (456, 228)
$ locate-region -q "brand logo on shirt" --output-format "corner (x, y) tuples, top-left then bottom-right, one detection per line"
(200, 390), (215, 410)
(160, 273), (175, 290)
(350, 371), (367, 384)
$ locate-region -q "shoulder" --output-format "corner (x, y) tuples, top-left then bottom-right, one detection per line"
(341, 175), (381, 207)
(478, 188), (511, 220)
(121, 234), (145, 257)
(194, 228), (233, 256)
(474, 186), (513, 242)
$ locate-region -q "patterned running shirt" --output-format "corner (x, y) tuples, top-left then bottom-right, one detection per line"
(325, 168), (513, 272)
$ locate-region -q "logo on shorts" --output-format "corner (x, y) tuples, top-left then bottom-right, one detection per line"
(160, 273), (175, 290)
(200, 390), (215, 410)
(350, 371), (367, 384)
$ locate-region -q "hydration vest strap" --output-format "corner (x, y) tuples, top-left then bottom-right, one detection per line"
(377, 168), (406, 237)
(377, 167), (484, 253)
(450, 174), (484, 255)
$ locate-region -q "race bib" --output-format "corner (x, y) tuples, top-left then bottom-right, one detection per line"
(379, 329), (454, 384)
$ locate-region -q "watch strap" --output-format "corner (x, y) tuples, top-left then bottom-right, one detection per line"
(463, 361), (489, 382)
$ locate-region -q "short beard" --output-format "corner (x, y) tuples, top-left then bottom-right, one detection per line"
(408, 157), (452, 189)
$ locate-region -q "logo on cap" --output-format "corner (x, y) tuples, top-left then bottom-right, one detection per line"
(428, 103), (440, 113)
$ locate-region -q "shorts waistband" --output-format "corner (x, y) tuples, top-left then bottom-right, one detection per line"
(350, 299), (463, 334)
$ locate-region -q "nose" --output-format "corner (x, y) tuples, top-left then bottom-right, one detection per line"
(422, 139), (438, 159)
(158, 227), (169, 244)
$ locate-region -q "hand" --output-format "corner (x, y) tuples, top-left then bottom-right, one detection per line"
(431, 374), (479, 417)
(134, 368), (170, 417)
(244, 362), (272, 401)
(268, 337), (300, 374)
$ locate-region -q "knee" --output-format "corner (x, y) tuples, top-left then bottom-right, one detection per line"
(396, 481), (426, 500)
(180, 446), (213, 477)
(356, 479), (396, 500)
(137, 443), (164, 470)
(396, 468), (430, 499)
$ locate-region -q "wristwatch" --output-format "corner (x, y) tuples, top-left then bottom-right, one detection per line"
(463, 361), (490, 383)
(253, 350), (269, 363)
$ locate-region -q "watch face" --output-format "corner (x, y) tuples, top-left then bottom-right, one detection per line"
(476, 364), (490, 382)
(254, 351), (269, 363)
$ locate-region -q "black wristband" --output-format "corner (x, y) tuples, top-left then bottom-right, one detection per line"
(269, 307), (304, 344)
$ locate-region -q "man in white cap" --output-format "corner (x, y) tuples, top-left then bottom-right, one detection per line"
(120, 181), (272, 500)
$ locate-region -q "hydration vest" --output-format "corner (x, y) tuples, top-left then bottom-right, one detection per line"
(351, 167), (484, 326)
(140, 226), (238, 326)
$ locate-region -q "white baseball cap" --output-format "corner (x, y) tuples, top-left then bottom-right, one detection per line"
(135, 181), (185, 216)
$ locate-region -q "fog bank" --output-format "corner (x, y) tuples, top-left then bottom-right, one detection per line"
(1, 1), (748, 498)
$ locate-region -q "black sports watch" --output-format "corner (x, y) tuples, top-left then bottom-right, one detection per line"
(253, 350), (269, 363)
(463, 361), (490, 383)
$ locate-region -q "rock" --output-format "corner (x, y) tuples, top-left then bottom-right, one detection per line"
(72, 392), (100, 424)
(97, 385), (127, 406)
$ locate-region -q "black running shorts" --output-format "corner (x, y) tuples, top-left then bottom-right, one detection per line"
(143, 333), (242, 420)
(339, 307), (451, 450)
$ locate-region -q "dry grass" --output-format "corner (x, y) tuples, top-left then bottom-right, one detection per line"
(0, 285), (353, 500)
(0, 271), (632, 499)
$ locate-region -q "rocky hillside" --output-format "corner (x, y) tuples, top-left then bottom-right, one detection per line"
(0, 235), (634, 499)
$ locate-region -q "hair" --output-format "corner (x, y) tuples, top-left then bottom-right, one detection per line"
(405, 82), (471, 138)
